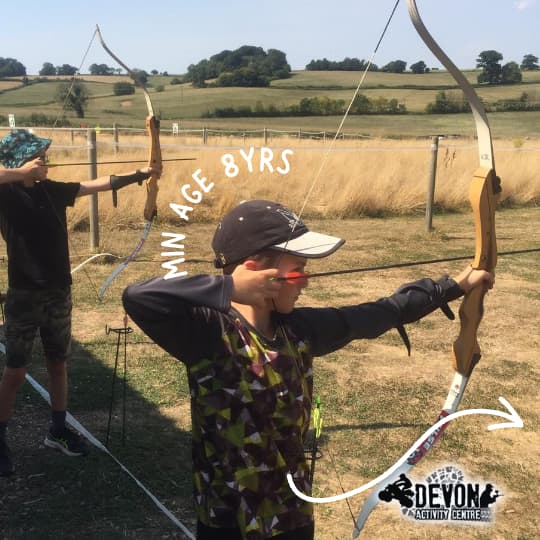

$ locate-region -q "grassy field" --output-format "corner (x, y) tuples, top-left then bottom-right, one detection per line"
(7, 132), (537, 231)
(163, 112), (540, 140)
(0, 207), (538, 539)
(0, 132), (538, 539)
(2, 70), (540, 138)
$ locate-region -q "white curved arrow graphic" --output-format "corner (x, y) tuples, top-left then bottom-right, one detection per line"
(287, 396), (523, 504)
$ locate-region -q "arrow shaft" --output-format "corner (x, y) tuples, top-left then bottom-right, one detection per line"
(48, 157), (195, 167)
(279, 248), (540, 281)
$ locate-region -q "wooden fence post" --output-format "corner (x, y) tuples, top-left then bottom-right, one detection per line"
(425, 135), (441, 232)
(113, 123), (119, 155)
(87, 128), (99, 250)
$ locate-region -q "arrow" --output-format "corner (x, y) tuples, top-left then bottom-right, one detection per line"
(287, 396), (522, 504)
(47, 157), (195, 167)
(276, 248), (540, 282)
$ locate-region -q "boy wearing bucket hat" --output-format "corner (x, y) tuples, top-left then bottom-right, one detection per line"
(122, 199), (493, 540)
(0, 129), (161, 476)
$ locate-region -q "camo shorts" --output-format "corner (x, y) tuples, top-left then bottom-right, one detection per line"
(4, 287), (72, 368)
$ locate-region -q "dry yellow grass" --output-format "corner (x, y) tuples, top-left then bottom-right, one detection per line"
(32, 130), (540, 238)
(1, 126), (538, 537)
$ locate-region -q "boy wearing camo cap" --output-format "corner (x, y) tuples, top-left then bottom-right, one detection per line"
(0, 129), (160, 476)
(122, 199), (493, 540)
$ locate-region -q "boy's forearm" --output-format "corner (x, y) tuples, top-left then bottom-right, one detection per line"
(78, 170), (150, 196)
(0, 169), (20, 184)
(0, 167), (28, 184)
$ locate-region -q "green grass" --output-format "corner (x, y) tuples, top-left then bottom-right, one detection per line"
(2, 70), (540, 138)
(273, 69), (540, 89)
(0, 80), (114, 106)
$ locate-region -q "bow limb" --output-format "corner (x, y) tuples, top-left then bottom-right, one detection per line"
(406, 1), (501, 375)
(352, 2), (501, 536)
(95, 25), (162, 301)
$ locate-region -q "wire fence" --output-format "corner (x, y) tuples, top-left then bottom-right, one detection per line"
(0, 124), (472, 146)
(2, 125), (539, 155)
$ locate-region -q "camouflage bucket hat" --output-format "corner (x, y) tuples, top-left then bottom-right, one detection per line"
(0, 129), (51, 169)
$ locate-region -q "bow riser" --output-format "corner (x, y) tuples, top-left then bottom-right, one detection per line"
(144, 115), (161, 221)
(452, 167), (500, 376)
(471, 168), (500, 272)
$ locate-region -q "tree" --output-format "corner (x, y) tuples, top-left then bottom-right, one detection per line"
(56, 64), (78, 76)
(227, 45), (266, 71)
(371, 97), (406, 114)
(410, 60), (428, 74)
(306, 58), (331, 70)
(260, 49), (291, 79)
(39, 62), (57, 76)
(501, 61), (522, 84)
(113, 81), (135, 96)
(186, 45), (291, 87)
(476, 50), (503, 84)
(128, 69), (147, 86)
(351, 94), (373, 114)
(521, 54), (539, 71)
(216, 67), (269, 87)
(186, 60), (209, 87)
(493, 92), (534, 112)
(381, 60), (407, 73)
(55, 81), (89, 118)
(0, 57), (26, 77)
(305, 57), (377, 71)
(426, 91), (469, 113)
(89, 63), (115, 75)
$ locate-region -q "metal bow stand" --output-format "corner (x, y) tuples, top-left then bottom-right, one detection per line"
(105, 319), (133, 447)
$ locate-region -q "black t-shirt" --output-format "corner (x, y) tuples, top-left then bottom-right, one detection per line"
(0, 179), (80, 289)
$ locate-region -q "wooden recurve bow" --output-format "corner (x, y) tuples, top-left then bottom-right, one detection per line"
(95, 25), (162, 301)
(352, 1), (501, 536)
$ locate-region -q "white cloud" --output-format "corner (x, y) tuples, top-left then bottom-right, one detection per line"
(514, 0), (536, 10)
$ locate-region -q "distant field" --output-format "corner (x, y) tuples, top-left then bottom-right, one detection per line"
(171, 111), (540, 140)
(274, 69), (480, 88)
(2, 70), (540, 138)
(276, 69), (540, 88)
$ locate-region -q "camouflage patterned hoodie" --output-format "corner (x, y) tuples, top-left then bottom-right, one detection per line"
(123, 273), (462, 539)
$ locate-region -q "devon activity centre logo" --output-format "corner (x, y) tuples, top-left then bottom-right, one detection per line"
(378, 466), (503, 524)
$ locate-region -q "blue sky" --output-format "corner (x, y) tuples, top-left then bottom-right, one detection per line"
(2, 0), (538, 75)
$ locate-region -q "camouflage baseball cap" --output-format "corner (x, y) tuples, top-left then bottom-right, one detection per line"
(0, 129), (51, 169)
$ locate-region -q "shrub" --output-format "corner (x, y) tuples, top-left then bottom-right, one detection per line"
(113, 81), (135, 96)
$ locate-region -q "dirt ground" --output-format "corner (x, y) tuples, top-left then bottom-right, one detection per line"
(1, 209), (539, 539)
